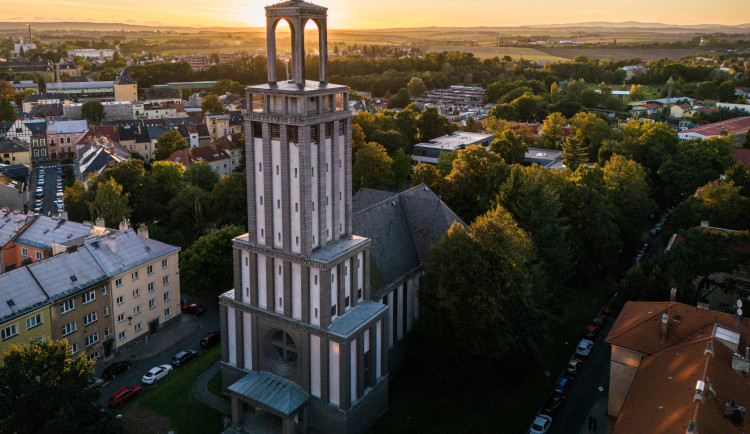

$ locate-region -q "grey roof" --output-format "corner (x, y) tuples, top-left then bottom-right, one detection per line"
(352, 188), (396, 214)
(115, 69), (136, 85)
(15, 216), (100, 249)
(22, 120), (46, 136)
(84, 230), (179, 278)
(22, 93), (67, 104)
(27, 248), (108, 301)
(0, 267), (49, 324)
(47, 81), (114, 91)
(328, 301), (388, 336)
(141, 87), (181, 101)
(524, 148), (563, 167)
(0, 211), (30, 247)
(249, 80), (347, 94)
(353, 184), (464, 294)
(47, 120), (88, 134)
(0, 138), (28, 153)
(308, 236), (369, 263)
(227, 372), (309, 417)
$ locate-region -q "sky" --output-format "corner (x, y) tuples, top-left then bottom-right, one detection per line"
(3, 0), (750, 28)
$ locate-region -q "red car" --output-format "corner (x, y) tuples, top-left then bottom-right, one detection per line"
(181, 303), (205, 316)
(108, 385), (142, 408)
(583, 324), (601, 338)
(593, 314), (607, 327)
(200, 331), (220, 348)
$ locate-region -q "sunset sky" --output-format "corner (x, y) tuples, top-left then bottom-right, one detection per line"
(3, 0), (749, 28)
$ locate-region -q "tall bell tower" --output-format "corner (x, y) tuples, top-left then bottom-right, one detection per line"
(219, 2), (389, 433)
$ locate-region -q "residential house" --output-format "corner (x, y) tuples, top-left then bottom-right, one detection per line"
(166, 137), (241, 177)
(620, 65), (648, 80)
(606, 301), (750, 433)
(0, 175), (26, 212)
(77, 137), (131, 180)
(716, 102), (750, 114)
(670, 103), (692, 118)
(0, 267), (53, 361)
(204, 111), (243, 140)
(140, 87), (182, 105)
(0, 120), (36, 144)
(0, 138), (30, 166)
(63, 101), (134, 121)
(26, 121), (47, 161)
(21, 93), (68, 113)
(84, 229), (181, 351)
(47, 120), (88, 160)
(29, 104), (63, 122)
(0, 211), (34, 272)
(678, 116), (750, 141)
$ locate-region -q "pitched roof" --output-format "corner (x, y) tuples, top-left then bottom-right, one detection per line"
(614, 334), (750, 434)
(27, 248), (108, 300)
(0, 267), (49, 324)
(76, 125), (120, 146)
(606, 301), (750, 355)
(115, 69), (136, 85)
(681, 116), (750, 138)
(22, 120), (46, 135)
(29, 103), (63, 118)
(0, 211), (32, 249)
(22, 93), (67, 104)
(352, 188), (396, 213)
(84, 230), (179, 277)
(0, 137), (28, 153)
(352, 184), (464, 294)
(167, 143), (231, 165)
(15, 216), (106, 250)
(733, 148), (750, 166)
(140, 87), (181, 101)
(47, 120), (88, 134)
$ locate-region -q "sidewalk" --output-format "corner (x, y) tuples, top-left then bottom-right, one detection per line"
(100, 313), (202, 368)
(193, 360), (231, 414)
(579, 392), (614, 434)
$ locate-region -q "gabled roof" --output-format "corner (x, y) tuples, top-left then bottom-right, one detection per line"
(0, 210), (32, 248)
(47, 120), (88, 134)
(115, 69), (136, 85)
(84, 230), (179, 277)
(352, 188), (396, 213)
(140, 87), (181, 101)
(0, 138), (28, 153)
(15, 216), (106, 250)
(27, 248), (107, 301)
(29, 103), (63, 118)
(166, 143), (231, 165)
(22, 120), (46, 136)
(211, 134), (243, 150)
(0, 267), (49, 324)
(606, 301), (750, 355)
(76, 125), (120, 146)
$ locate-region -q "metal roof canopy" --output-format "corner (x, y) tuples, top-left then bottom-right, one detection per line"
(227, 372), (309, 417)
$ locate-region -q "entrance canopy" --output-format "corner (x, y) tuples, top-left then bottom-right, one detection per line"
(228, 372), (310, 417)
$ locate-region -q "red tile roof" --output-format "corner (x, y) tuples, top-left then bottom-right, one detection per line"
(682, 116), (750, 138)
(733, 149), (750, 166)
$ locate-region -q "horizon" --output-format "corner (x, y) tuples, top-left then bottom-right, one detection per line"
(3, 0), (750, 29)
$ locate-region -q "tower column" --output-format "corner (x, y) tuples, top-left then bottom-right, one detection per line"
(266, 18), (278, 83)
(292, 17), (305, 84)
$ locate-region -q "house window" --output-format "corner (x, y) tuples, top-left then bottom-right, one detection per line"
(102, 285), (107, 296)
(164, 308), (171, 318)
(115, 278), (122, 287)
(116, 296), (124, 305)
(133, 305), (141, 316)
(163, 276), (169, 285)
(104, 327), (110, 337)
(60, 299), (75, 314)
(133, 288), (140, 298)
(118, 331), (126, 340)
(134, 323), (141, 333)
(331, 305), (337, 318)
(117, 313), (125, 323)
(149, 299), (156, 310)
(26, 313), (42, 330)
(87, 352), (100, 362)
(162, 259), (168, 268)
(103, 306), (109, 317)
(35, 251), (42, 260)
(163, 292), (170, 302)
(70, 342), (78, 354)
(85, 333), (99, 347)
(21, 248), (28, 257)
(147, 265), (153, 275)
(61, 322), (76, 337)
(148, 282), (155, 292)
(132, 271), (139, 280)
(82, 290), (95, 305)
(83, 312), (97, 326)
(1, 324), (18, 341)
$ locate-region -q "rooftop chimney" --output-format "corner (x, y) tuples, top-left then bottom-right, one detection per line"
(95, 218), (105, 228)
(137, 225), (149, 239)
(15, 218), (26, 231)
(670, 287), (677, 302)
(119, 219), (129, 232)
(661, 312), (669, 340)
(106, 234), (117, 253)
(701, 221), (709, 229)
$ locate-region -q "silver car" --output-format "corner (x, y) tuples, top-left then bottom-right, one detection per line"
(141, 364), (173, 384)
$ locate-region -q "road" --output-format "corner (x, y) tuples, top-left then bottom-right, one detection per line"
(31, 163), (63, 216)
(548, 314), (614, 434)
(96, 297), (220, 408)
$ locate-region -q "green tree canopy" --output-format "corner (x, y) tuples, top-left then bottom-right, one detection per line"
(352, 142), (393, 191)
(211, 172), (248, 229)
(180, 224), (245, 298)
(87, 178), (131, 228)
(185, 161), (220, 191)
(81, 100), (105, 122)
(0, 98), (17, 122)
(0, 340), (119, 434)
(151, 160), (186, 199)
(603, 155), (656, 250)
(539, 112), (567, 149)
(417, 107), (456, 142)
(201, 94), (225, 114)
(490, 129), (528, 164)
(387, 88), (411, 109)
(63, 180), (90, 222)
(154, 129), (188, 161)
(562, 137), (587, 171)
(407, 77), (427, 98)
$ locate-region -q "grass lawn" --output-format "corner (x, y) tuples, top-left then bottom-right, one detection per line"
(207, 370), (224, 398)
(368, 282), (608, 434)
(123, 345), (225, 434)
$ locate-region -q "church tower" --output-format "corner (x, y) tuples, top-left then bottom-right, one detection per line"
(219, 2), (389, 433)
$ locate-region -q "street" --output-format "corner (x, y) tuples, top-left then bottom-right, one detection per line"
(95, 297), (220, 408)
(31, 163), (62, 216)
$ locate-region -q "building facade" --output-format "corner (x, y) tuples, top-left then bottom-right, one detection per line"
(219, 3), (388, 433)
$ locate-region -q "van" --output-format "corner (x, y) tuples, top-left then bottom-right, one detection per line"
(200, 331), (220, 348)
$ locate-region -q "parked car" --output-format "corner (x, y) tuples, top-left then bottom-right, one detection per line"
(141, 364), (173, 384)
(172, 350), (198, 367)
(102, 360), (132, 379)
(599, 305), (611, 317)
(566, 359), (583, 375)
(583, 324), (601, 338)
(108, 385), (141, 408)
(181, 303), (205, 316)
(553, 374), (574, 394)
(200, 331), (220, 348)
(592, 314), (607, 327)
(649, 228), (658, 236)
(542, 391), (566, 415)
(528, 414), (553, 434)
(576, 339), (594, 357)
(86, 377), (104, 390)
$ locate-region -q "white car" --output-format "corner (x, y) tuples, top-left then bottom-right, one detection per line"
(576, 339), (594, 357)
(529, 414), (552, 434)
(141, 364), (173, 384)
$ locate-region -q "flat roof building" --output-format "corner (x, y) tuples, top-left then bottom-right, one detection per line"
(412, 132), (494, 164)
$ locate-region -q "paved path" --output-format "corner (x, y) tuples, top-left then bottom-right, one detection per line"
(193, 361), (231, 415)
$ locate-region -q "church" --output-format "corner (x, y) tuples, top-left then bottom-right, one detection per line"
(218, 2), (462, 433)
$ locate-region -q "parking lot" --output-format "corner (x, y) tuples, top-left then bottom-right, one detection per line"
(31, 163), (64, 216)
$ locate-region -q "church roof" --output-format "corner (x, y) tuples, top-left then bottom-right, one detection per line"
(227, 372), (309, 417)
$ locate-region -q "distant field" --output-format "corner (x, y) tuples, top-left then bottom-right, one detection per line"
(425, 46), (566, 62)
(535, 47), (712, 61)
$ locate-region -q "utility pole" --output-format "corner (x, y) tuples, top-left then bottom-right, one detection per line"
(27, 24), (32, 43)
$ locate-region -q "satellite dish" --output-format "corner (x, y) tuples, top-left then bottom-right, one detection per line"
(738, 300), (743, 308)
(738, 308), (743, 316)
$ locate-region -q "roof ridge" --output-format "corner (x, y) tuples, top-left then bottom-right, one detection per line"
(605, 301), (678, 343)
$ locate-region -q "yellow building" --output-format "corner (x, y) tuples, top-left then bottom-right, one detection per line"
(0, 138), (30, 166)
(113, 70), (138, 102)
(0, 268), (53, 361)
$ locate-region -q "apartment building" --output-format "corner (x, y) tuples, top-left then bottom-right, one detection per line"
(0, 268), (52, 360)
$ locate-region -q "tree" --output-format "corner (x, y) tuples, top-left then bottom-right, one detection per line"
(487, 103), (518, 121)
(490, 129), (527, 164)
(213, 79), (244, 95)
(570, 112), (610, 160)
(743, 132), (750, 150)
(13, 88), (35, 106)
(352, 142), (393, 191)
(411, 162), (444, 192)
(180, 225), (245, 297)
(0, 98), (17, 122)
(463, 117), (480, 133)
(154, 129), (187, 160)
(151, 160), (185, 199)
(603, 155), (656, 250)
(550, 82), (560, 104)
(185, 161), (220, 191)
(387, 88), (411, 109)
(201, 94), (224, 114)
(417, 107), (456, 142)
(390, 148), (412, 183)
(670, 181), (750, 231)
(659, 137), (734, 205)
(539, 112), (566, 149)
(0, 80), (15, 101)
(407, 77), (427, 98)
(562, 138), (587, 170)
(81, 100), (105, 122)
(211, 172), (248, 228)
(88, 178), (131, 228)
(629, 84), (645, 101)
(0, 340), (119, 434)
(63, 181), (90, 222)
